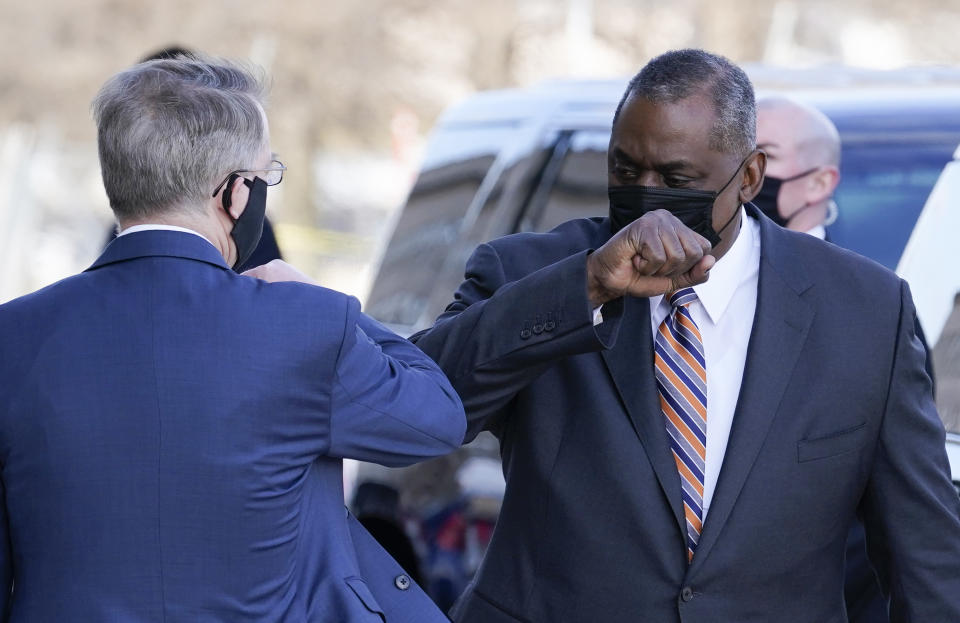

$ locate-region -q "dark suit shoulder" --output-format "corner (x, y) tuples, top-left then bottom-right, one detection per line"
(786, 226), (895, 280)
(482, 217), (609, 280)
(764, 223), (904, 311)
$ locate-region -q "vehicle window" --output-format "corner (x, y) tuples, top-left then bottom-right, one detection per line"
(365, 146), (497, 328)
(418, 123), (519, 172)
(828, 142), (950, 271)
(414, 135), (561, 333)
(935, 308), (960, 433)
(526, 130), (609, 233)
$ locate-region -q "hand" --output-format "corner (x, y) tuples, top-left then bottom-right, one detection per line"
(242, 259), (318, 285)
(587, 210), (715, 306)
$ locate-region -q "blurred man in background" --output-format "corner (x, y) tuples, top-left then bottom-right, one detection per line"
(753, 95), (841, 238)
(0, 56), (464, 622)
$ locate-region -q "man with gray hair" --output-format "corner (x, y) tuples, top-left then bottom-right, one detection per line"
(0, 56), (465, 621)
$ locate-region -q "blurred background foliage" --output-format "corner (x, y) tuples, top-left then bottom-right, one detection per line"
(2, 0), (960, 302)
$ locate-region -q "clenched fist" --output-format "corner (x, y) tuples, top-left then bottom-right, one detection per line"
(587, 210), (715, 306)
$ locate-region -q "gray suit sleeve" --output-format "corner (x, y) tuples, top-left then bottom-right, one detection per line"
(328, 297), (466, 467)
(860, 280), (960, 621)
(411, 242), (623, 442)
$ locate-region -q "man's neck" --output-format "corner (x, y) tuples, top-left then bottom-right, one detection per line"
(118, 223), (205, 236)
(119, 211), (233, 264)
(709, 209), (743, 262)
(786, 201), (828, 233)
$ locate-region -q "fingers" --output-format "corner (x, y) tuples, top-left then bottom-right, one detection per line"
(240, 265), (267, 279)
(679, 227), (712, 263)
(631, 222), (666, 274)
(636, 210), (709, 277)
(587, 209), (714, 304)
(650, 224), (684, 277)
(241, 260), (318, 285)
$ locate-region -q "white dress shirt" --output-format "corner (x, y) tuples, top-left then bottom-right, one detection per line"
(805, 224), (826, 240)
(649, 207), (761, 521)
(118, 224), (214, 246)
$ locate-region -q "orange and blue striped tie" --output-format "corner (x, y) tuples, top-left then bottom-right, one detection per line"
(654, 288), (706, 563)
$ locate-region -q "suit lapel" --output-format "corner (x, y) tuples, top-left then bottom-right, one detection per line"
(601, 296), (687, 541)
(687, 212), (815, 576)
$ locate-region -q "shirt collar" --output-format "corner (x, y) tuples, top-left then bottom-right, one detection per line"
(118, 224), (213, 246)
(805, 224), (826, 240)
(688, 206), (761, 324)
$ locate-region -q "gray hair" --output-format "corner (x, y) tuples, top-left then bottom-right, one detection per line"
(92, 56), (268, 221)
(614, 49), (756, 157)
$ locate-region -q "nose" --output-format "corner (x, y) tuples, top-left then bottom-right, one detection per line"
(638, 171), (662, 187)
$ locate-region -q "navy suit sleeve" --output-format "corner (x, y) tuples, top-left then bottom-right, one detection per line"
(328, 297), (466, 467)
(860, 281), (960, 621)
(411, 243), (623, 442)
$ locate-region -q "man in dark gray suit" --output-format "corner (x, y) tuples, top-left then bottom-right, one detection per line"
(407, 49), (960, 622)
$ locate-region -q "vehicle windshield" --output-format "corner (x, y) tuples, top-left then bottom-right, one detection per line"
(365, 125), (516, 329)
(829, 141), (948, 271)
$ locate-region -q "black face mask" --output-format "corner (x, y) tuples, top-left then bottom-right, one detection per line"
(608, 157), (748, 247)
(751, 167), (819, 228)
(222, 174), (267, 271)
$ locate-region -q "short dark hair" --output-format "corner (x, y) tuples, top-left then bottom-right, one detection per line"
(613, 49), (756, 157)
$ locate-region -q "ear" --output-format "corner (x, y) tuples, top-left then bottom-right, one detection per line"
(222, 175), (251, 221)
(738, 149), (766, 203)
(807, 166), (840, 204)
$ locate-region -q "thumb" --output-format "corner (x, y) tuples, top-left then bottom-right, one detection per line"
(672, 255), (715, 290)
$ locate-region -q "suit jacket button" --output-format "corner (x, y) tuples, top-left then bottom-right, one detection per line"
(532, 324), (544, 334)
(680, 586), (694, 602)
(544, 321), (556, 332)
(395, 574), (411, 591)
(520, 328), (532, 340)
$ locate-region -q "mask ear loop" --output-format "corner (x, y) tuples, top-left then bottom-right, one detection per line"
(221, 173), (242, 213)
(710, 153), (754, 240)
(781, 166), (821, 183)
(715, 153), (752, 197)
(714, 205), (741, 238)
(824, 198), (839, 226)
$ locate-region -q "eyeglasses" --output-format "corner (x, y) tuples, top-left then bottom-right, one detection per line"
(211, 159), (286, 197)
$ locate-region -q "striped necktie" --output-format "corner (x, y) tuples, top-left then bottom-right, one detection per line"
(654, 288), (707, 563)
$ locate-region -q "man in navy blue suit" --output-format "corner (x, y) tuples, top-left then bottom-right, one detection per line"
(0, 56), (465, 621)
(403, 50), (959, 621)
